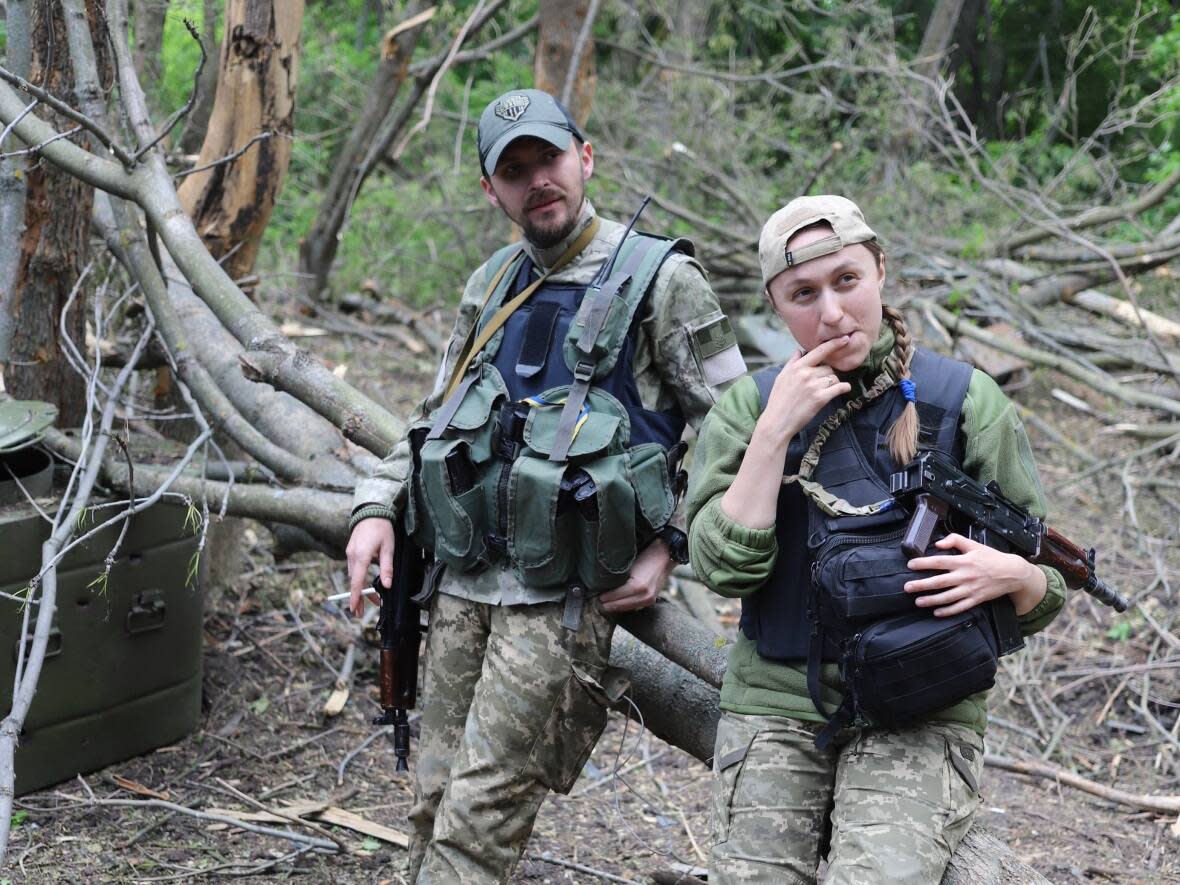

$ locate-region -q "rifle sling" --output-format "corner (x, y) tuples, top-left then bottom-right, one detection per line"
(547, 234), (660, 463)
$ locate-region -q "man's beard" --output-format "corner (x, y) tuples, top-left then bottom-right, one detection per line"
(520, 189), (582, 249)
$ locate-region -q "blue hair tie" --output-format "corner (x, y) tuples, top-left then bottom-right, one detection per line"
(899, 378), (916, 403)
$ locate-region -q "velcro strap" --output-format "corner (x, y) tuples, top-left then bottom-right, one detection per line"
(785, 234), (843, 268)
(427, 371), (481, 440)
(547, 361), (595, 463)
(516, 300), (562, 378)
(576, 273), (630, 355)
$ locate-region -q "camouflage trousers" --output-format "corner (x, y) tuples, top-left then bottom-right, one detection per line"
(710, 711), (984, 885)
(408, 590), (616, 884)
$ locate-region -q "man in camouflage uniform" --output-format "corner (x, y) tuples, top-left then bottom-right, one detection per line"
(346, 89), (745, 884)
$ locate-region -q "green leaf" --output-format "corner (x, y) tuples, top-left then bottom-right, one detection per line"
(250, 695), (270, 715)
(1106, 621), (1132, 642)
(10, 810), (28, 828)
(360, 837), (380, 852)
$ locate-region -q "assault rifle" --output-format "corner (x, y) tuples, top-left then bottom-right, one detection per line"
(889, 450), (1128, 612)
(370, 511), (428, 771)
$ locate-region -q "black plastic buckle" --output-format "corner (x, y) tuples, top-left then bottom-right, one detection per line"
(495, 402), (529, 460)
(484, 532), (508, 560)
(573, 359), (595, 383)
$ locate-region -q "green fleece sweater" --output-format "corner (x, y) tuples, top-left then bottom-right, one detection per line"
(686, 331), (1066, 735)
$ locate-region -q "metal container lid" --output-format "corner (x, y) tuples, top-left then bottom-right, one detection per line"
(0, 399), (58, 453)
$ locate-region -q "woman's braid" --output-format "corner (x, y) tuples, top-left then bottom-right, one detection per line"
(882, 303), (920, 464)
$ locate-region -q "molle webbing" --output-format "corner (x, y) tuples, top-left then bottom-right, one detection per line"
(548, 234), (682, 462)
(738, 349), (972, 664)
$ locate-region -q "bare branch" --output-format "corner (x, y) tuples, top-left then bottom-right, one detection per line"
(130, 18), (209, 165)
(0, 65), (133, 166)
(173, 130), (273, 180)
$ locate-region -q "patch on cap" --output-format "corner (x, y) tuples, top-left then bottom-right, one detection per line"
(494, 94), (531, 122)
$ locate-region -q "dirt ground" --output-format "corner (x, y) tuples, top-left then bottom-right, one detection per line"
(5, 307), (1179, 884)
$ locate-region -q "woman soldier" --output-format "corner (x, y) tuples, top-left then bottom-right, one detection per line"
(686, 195), (1065, 884)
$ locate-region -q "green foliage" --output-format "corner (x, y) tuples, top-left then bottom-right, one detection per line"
(1106, 620), (1133, 642)
(250, 695), (270, 716)
(9, 811), (28, 829)
(156, 0), (217, 117)
(136, 0), (1176, 307)
(185, 549), (200, 589)
(86, 569), (110, 597)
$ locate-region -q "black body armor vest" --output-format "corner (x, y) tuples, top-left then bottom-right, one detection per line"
(739, 348), (973, 661)
(491, 257), (686, 449)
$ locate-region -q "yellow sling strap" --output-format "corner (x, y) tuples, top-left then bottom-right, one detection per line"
(442, 217), (601, 402)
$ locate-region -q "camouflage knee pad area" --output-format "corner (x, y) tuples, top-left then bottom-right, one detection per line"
(710, 712), (984, 885)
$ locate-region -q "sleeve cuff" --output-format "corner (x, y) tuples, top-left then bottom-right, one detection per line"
(1018, 565), (1067, 634)
(348, 503), (398, 534)
(707, 501), (777, 551)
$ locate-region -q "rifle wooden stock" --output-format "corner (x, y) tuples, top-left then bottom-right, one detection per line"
(373, 516), (427, 769)
(1033, 527), (1091, 588)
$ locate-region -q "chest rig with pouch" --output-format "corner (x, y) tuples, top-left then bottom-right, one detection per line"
(748, 349), (1024, 747)
(406, 216), (693, 594)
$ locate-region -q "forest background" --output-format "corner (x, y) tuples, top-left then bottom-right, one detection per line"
(0, 0), (1179, 881)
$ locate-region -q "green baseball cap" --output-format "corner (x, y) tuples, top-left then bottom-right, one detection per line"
(758, 195), (878, 286)
(477, 89), (584, 175)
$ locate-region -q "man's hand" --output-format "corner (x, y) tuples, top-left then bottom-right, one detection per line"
(345, 517), (395, 616)
(905, 533), (1048, 617)
(599, 539), (674, 614)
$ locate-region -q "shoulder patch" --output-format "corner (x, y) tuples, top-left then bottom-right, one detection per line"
(692, 315), (737, 360)
(689, 314), (746, 387)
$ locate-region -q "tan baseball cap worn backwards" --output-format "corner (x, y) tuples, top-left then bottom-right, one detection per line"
(758, 195), (877, 286)
(477, 89), (585, 176)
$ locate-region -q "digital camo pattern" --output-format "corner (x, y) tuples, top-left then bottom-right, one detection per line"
(410, 591), (615, 884)
(710, 712), (984, 885)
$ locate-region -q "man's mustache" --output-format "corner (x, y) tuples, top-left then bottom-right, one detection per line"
(524, 189), (564, 210)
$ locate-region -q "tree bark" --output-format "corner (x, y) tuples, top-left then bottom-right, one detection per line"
(176, 0), (305, 286)
(5, 0), (108, 424)
(130, 0), (168, 112)
(917, 0), (967, 78)
(0, 0), (32, 381)
(296, 3), (433, 300)
(535, 0), (596, 127)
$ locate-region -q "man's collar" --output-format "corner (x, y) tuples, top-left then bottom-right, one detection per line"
(525, 200), (596, 270)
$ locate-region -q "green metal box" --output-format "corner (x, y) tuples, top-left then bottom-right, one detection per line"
(0, 445), (204, 796)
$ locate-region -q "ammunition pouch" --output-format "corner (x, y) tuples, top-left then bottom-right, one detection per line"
(409, 368), (681, 592)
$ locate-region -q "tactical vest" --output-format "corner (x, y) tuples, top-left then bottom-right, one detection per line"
(405, 233), (692, 592)
(741, 348), (972, 660)
(747, 349), (1026, 743)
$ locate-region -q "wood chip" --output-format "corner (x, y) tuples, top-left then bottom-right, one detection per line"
(112, 775), (170, 801)
(205, 802), (409, 848)
(322, 684), (350, 717)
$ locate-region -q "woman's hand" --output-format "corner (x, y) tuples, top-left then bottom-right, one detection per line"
(755, 337), (854, 448)
(904, 533), (1047, 617)
(719, 337), (854, 530)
